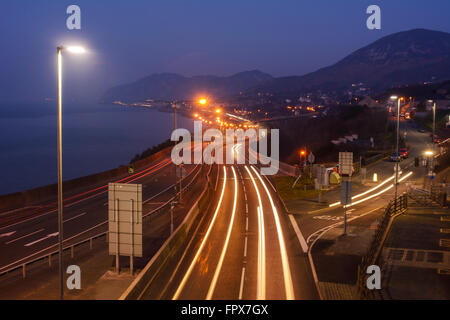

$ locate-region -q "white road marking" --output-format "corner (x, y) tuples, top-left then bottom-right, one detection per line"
(64, 212), (87, 223)
(244, 236), (248, 257)
(288, 214), (309, 253)
(5, 229), (44, 245)
(263, 175), (277, 193)
(24, 232), (59, 247)
(0, 231), (16, 238)
(238, 267), (246, 300)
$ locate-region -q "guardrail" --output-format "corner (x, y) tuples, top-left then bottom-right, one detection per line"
(0, 164), (207, 281)
(356, 193), (408, 299)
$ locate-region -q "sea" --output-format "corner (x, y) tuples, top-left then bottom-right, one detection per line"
(0, 102), (193, 195)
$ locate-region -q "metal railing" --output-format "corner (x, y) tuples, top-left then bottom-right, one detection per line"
(356, 193), (408, 299)
(0, 164), (207, 280)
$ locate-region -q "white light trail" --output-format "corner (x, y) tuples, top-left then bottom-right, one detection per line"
(329, 172), (402, 207)
(251, 166), (295, 300)
(343, 171), (413, 208)
(244, 165), (266, 300)
(172, 166), (227, 300)
(206, 166), (238, 300)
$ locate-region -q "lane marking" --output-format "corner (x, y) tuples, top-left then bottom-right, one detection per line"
(5, 229), (44, 245)
(24, 232), (59, 247)
(244, 236), (248, 257)
(206, 166), (238, 300)
(0, 231), (16, 238)
(63, 212), (87, 223)
(263, 175), (277, 193)
(251, 166), (295, 300)
(288, 215), (308, 253)
(172, 166), (227, 300)
(238, 267), (246, 300)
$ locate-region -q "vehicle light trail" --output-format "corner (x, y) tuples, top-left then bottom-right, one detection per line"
(206, 166), (238, 300)
(251, 166), (295, 300)
(172, 166), (227, 300)
(244, 165), (266, 300)
(329, 172), (401, 207)
(343, 171), (413, 208)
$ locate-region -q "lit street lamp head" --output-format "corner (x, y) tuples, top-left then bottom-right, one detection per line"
(58, 45), (87, 54)
(66, 46), (86, 54)
(390, 95), (398, 100)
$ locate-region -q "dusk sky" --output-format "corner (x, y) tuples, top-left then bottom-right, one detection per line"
(1, 0), (450, 102)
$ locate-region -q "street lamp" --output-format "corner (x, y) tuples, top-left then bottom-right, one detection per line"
(199, 98), (207, 105)
(390, 95), (401, 207)
(56, 45), (86, 300)
(428, 100), (436, 143)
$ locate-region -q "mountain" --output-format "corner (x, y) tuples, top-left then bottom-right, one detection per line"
(101, 70), (273, 102)
(246, 29), (450, 94)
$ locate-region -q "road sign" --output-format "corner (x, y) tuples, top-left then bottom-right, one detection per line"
(429, 171), (435, 180)
(339, 152), (353, 176)
(108, 183), (143, 274)
(307, 152), (315, 164)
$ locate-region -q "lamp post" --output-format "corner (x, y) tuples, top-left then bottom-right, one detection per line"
(390, 96), (401, 208)
(56, 45), (85, 300)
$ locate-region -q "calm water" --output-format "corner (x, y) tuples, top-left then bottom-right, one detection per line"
(0, 102), (193, 195)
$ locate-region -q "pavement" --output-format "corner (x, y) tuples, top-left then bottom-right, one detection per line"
(310, 207), (386, 299)
(379, 198), (450, 299)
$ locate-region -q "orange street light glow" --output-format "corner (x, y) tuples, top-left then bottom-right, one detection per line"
(199, 99), (207, 105)
(215, 108), (221, 114)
